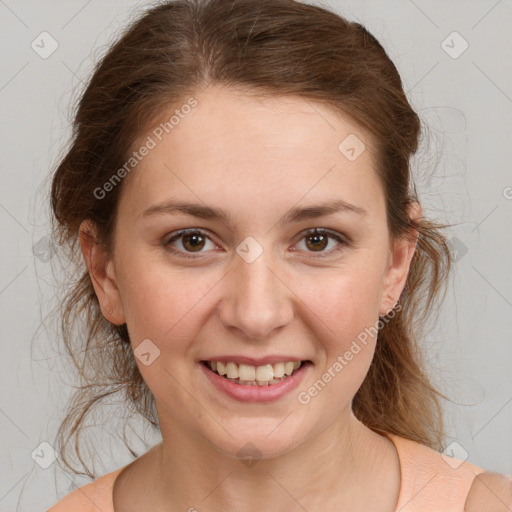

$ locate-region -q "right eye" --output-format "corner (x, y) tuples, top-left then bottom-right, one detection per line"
(163, 229), (218, 258)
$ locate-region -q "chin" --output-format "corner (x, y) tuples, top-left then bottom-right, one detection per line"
(202, 417), (307, 461)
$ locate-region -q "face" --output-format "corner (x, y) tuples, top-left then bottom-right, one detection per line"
(82, 85), (416, 460)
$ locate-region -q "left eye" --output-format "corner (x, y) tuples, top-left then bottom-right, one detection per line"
(293, 228), (347, 256)
(163, 228), (347, 259)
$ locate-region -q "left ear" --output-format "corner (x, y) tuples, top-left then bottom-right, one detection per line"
(378, 202), (421, 316)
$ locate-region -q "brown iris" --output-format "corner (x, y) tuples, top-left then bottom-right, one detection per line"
(181, 232), (206, 252)
(305, 230), (328, 251)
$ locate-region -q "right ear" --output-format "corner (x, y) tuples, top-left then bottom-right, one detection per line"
(79, 219), (126, 325)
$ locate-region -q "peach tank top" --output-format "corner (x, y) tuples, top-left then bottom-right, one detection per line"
(48, 432), (485, 511)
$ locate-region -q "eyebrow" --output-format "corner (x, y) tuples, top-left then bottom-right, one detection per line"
(140, 198), (367, 226)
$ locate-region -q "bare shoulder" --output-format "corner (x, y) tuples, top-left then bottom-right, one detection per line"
(464, 471), (512, 512)
(113, 442), (163, 511)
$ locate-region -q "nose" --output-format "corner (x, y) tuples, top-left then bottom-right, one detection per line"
(218, 246), (294, 340)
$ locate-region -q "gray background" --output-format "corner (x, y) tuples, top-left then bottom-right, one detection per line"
(1, 0), (511, 510)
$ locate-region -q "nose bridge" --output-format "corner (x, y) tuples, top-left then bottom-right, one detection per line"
(220, 241), (293, 339)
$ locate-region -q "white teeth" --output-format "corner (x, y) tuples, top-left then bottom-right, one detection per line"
(255, 364), (273, 381)
(216, 361), (227, 376)
(238, 363), (255, 381)
(273, 362), (285, 378)
(206, 359), (306, 384)
(284, 362), (295, 375)
(226, 362), (238, 379)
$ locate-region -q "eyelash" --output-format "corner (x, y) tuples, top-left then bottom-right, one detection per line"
(163, 228), (348, 260)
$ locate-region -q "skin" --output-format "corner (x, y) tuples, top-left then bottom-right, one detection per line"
(465, 472), (512, 512)
(80, 85), (421, 511)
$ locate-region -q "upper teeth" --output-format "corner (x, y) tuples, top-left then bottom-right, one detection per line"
(209, 361), (301, 382)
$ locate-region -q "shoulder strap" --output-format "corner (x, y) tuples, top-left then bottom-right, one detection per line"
(384, 433), (486, 511)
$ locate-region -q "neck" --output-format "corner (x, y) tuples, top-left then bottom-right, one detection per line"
(148, 409), (396, 512)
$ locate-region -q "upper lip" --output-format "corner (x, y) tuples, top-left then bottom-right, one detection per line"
(200, 355), (311, 366)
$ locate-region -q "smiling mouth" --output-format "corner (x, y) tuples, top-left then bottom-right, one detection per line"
(201, 360), (311, 386)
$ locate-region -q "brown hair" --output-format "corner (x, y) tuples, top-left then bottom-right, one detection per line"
(50, 0), (451, 477)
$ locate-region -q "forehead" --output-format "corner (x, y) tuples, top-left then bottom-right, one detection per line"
(119, 85), (384, 227)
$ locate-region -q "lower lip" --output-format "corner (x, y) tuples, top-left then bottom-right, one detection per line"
(199, 361), (312, 403)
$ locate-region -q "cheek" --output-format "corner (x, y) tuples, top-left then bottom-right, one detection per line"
(116, 253), (221, 347)
(294, 273), (380, 413)
(296, 257), (385, 384)
(303, 260), (385, 334)
(116, 263), (216, 397)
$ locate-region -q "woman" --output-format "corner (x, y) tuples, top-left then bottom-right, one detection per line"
(48, 0), (511, 510)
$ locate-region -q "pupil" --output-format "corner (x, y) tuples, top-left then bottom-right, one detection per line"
(184, 233), (204, 251)
(307, 232), (327, 251)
